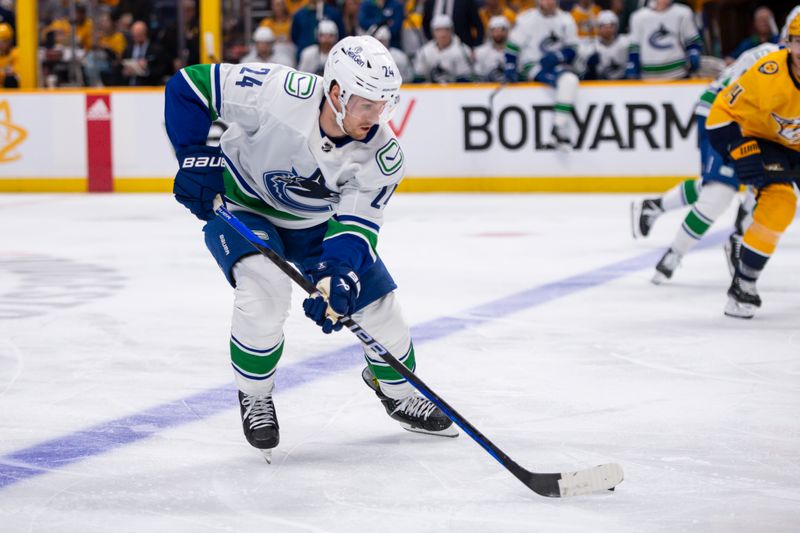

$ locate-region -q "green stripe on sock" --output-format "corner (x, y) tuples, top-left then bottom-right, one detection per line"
(368, 345), (416, 382)
(682, 179), (699, 204)
(230, 339), (284, 376)
(642, 60), (686, 73)
(684, 209), (711, 237)
(554, 103), (573, 114)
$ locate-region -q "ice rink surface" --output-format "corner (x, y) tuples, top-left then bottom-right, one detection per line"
(0, 193), (798, 532)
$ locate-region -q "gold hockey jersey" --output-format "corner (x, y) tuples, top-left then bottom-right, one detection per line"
(707, 48), (800, 152)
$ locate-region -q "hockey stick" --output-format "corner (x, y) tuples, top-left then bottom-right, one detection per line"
(212, 197), (624, 497)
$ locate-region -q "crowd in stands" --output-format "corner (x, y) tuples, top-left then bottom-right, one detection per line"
(0, 0), (792, 88)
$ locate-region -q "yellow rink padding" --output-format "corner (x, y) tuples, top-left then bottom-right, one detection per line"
(0, 176), (694, 193)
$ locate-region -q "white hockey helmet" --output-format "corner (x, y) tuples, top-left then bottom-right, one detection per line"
(596, 10), (619, 28)
(323, 35), (402, 132)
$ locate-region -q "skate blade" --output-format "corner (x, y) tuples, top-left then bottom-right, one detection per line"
(260, 449), (273, 464)
(651, 271), (669, 285)
(399, 422), (459, 438)
(724, 298), (756, 319)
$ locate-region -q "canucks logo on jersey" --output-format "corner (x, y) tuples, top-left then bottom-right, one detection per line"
(262, 168), (338, 213)
(538, 31), (561, 54)
(647, 24), (673, 50)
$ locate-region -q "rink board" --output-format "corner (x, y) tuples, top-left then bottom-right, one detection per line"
(0, 81), (705, 192)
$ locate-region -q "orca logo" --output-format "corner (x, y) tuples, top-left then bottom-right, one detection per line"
(538, 31), (561, 54)
(263, 167), (338, 213)
(647, 24), (673, 50)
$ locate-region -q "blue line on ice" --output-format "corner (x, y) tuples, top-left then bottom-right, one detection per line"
(0, 232), (727, 489)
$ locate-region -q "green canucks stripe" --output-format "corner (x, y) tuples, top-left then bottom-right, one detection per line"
(367, 344), (416, 382)
(554, 103), (573, 114)
(699, 91), (716, 105)
(182, 64), (218, 121)
(231, 339), (284, 377)
(685, 35), (702, 46)
(324, 218), (378, 255)
(642, 60), (687, 73)
(629, 43), (640, 52)
(683, 208), (711, 238)
(505, 42), (520, 54)
(223, 169), (307, 221)
(682, 179), (699, 204)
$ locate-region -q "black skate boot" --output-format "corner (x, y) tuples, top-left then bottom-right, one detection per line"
(651, 248), (682, 285)
(723, 233), (742, 277)
(361, 367), (458, 438)
(630, 198), (664, 239)
(238, 390), (280, 463)
(724, 275), (761, 319)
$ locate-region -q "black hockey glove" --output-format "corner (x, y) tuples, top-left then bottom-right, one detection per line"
(302, 261), (361, 334)
(728, 137), (764, 185)
(173, 145), (226, 220)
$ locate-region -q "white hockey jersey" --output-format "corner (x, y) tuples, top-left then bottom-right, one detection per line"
(575, 34), (629, 80)
(628, 4), (701, 80)
(167, 63), (405, 252)
(297, 45), (329, 76)
(507, 8), (579, 78)
(473, 42), (507, 81)
(695, 42), (780, 118)
(413, 36), (473, 83)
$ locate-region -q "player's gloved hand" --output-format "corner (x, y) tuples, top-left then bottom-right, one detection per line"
(540, 51), (562, 71)
(728, 137), (764, 184)
(302, 262), (361, 334)
(687, 48), (701, 73)
(174, 145), (226, 220)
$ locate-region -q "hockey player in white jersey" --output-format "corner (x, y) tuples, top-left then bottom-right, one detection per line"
(413, 14), (473, 83)
(297, 19), (338, 76)
(474, 16), (510, 82)
(630, 41), (780, 283)
(625, 0), (702, 80)
(504, 0), (580, 149)
(577, 11), (629, 80)
(164, 35), (458, 462)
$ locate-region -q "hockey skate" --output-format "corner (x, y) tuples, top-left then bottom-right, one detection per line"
(238, 391), (280, 463)
(548, 126), (572, 152)
(724, 275), (761, 319)
(361, 367), (458, 438)
(651, 248), (682, 284)
(630, 198), (663, 239)
(723, 233), (742, 277)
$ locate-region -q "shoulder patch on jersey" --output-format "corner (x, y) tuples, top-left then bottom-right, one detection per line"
(758, 61), (779, 75)
(771, 113), (800, 145)
(376, 139), (404, 176)
(284, 71), (317, 99)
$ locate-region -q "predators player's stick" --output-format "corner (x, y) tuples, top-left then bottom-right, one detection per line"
(212, 196), (624, 498)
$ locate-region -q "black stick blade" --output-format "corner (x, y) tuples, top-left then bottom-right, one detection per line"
(526, 463), (624, 498)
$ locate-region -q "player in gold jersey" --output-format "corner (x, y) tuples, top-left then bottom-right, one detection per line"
(0, 23), (17, 88)
(706, 14), (800, 318)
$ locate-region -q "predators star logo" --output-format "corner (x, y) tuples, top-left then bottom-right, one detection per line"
(0, 100), (27, 163)
(771, 113), (800, 145)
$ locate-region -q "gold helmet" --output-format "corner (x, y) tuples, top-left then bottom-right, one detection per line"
(0, 23), (13, 42)
(781, 6), (800, 41)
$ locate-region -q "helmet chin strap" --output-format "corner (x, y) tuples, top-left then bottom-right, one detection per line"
(325, 91), (351, 136)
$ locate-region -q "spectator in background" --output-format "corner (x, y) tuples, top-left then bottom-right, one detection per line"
(571, 0), (601, 41)
(724, 6), (778, 64)
(414, 14), (473, 83)
(260, 0), (297, 62)
(341, 0), (363, 37)
(626, 0), (702, 80)
(474, 15), (509, 81)
(120, 20), (167, 86)
(478, 0), (516, 37)
(0, 0), (14, 43)
(297, 19), (338, 75)
(373, 24), (413, 82)
(241, 26), (296, 67)
(402, 0), (427, 57)
(291, 0), (345, 55)
(507, 0), (536, 15)
(360, 0), (405, 49)
(423, 0), (484, 48)
(42, 3), (95, 52)
(578, 10), (628, 80)
(0, 22), (18, 88)
(85, 11), (127, 86)
(285, 0), (310, 16)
